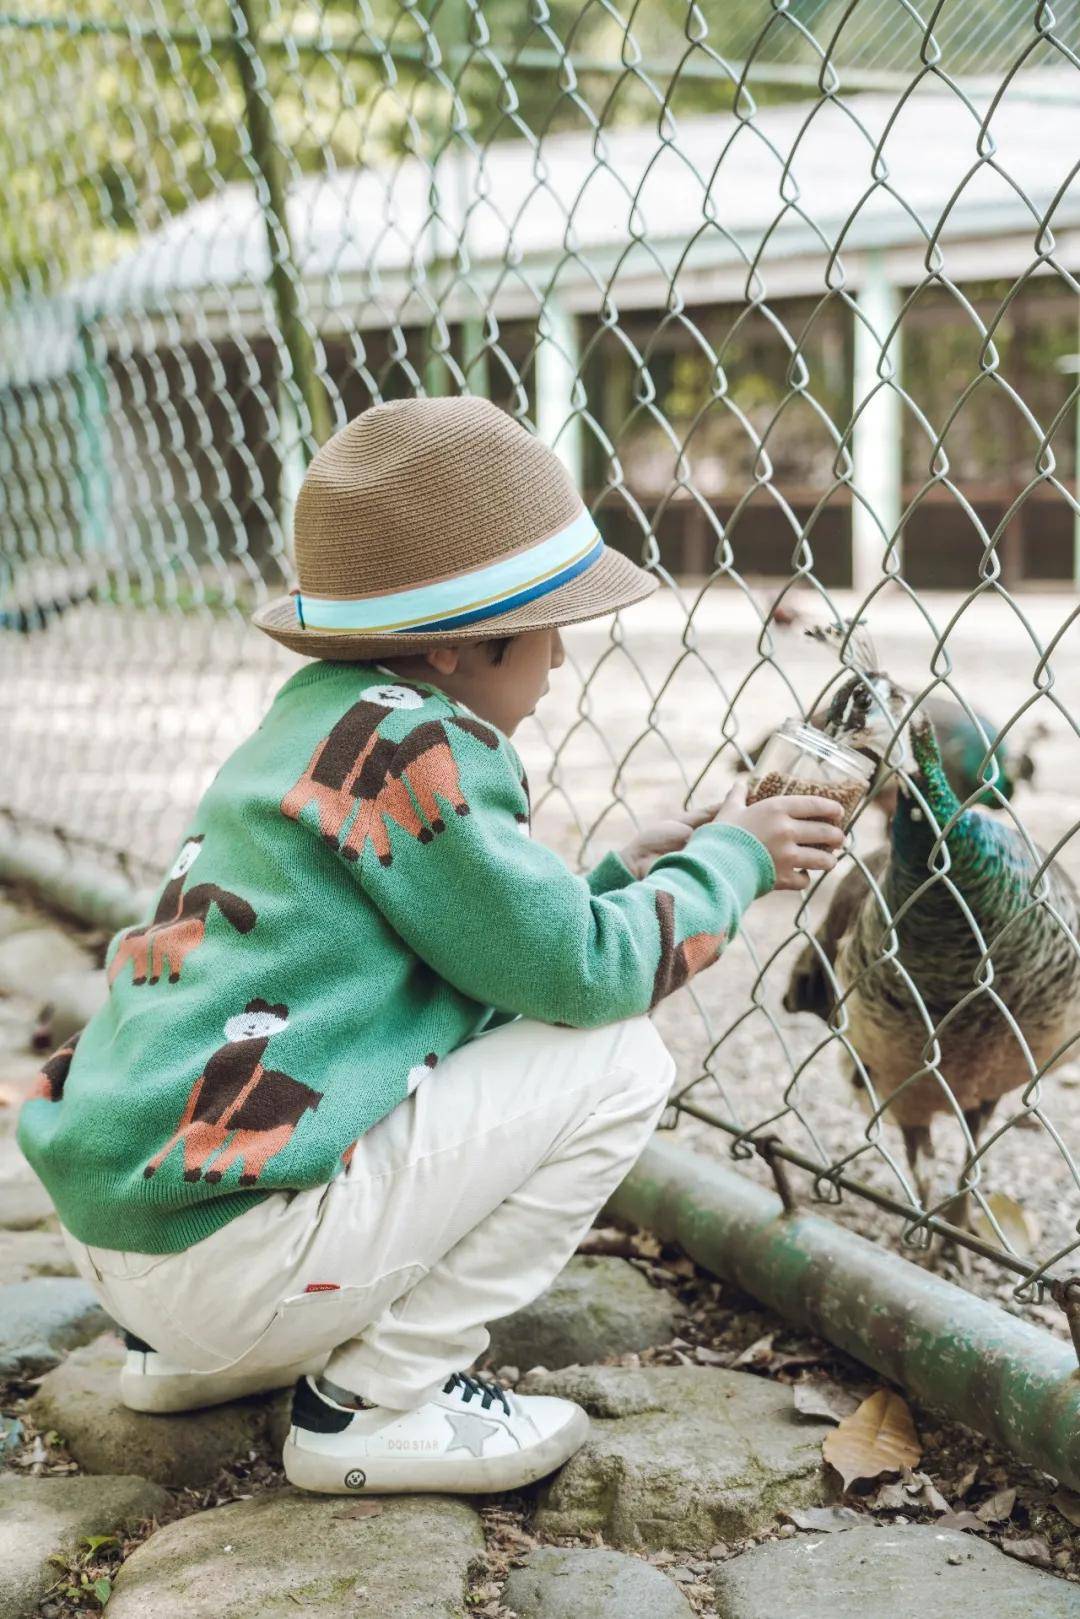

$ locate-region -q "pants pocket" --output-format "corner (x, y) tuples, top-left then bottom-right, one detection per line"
(209, 1264), (428, 1379)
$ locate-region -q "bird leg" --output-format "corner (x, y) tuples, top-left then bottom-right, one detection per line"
(944, 1098), (1000, 1234)
(900, 1122), (936, 1210)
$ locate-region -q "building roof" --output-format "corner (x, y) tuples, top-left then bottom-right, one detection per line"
(17, 82), (1080, 374)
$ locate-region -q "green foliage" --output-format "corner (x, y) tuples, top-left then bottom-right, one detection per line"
(0, 0), (838, 297)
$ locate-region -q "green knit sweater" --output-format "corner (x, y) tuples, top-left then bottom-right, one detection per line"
(18, 662), (775, 1253)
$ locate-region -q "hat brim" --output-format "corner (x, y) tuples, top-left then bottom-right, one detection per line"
(251, 546), (659, 660)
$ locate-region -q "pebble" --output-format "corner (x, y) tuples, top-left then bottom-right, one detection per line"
(0, 1277), (111, 1376)
(531, 1364), (831, 1552)
(485, 1255), (677, 1372)
(105, 1489), (483, 1619)
(713, 1524), (1080, 1618)
(30, 1335), (291, 1490)
(504, 1546), (695, 1619)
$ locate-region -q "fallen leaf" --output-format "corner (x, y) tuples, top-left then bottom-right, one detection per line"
(693, 1346), (729, 1366)
(792, 1379), (860, 1424)
(975, 1486), (1017, 1523)
(767, 1341), (829, 1372)
(1051, 1487), (1080, 1529)
(954, 1463), (979, 1499)
(869, 1481), (910, 1510)
(822, 1390), (921, 1490)
(895, 1468), (950, 1514)
(935, 1510), (989, 1533)
(782, 1506), (862, 1533)
(731, 1334), (774, 1368)
(334, 1502), (384, 1521)
(968, 1194), (1041, 1257)
(1002, 1536), (1052, 1569)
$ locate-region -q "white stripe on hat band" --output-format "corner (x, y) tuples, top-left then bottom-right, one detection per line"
(296, 506), (601, 633)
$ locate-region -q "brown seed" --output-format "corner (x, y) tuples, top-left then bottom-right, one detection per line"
(747, 772), (866, 828)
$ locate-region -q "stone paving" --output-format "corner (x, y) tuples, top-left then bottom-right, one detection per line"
(2, 893), (1079, 1617)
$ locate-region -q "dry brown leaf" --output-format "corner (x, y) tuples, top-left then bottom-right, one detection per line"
(334, 1501), (384, 1521)
(792, 1379), (860, 1425)
(782, 1507), (862, 1533)
(869, 1481), (910, 1510)
(954, 1463), (979, 1500)
(1052, 1487), (1080, 1529)
(822, 1390), (921, 1490)
(975, 1486), (1017, 1523)
(731, 1333), (774, 1368)
(936, 1510), (988, 1533)
(1002, 1536), (1052, 1569)
(969, 1193), (1041, 1257)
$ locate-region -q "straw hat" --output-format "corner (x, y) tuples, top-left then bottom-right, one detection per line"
(252, 396), (657, 659)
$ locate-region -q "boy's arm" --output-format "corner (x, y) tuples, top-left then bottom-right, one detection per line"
(352, 722), (774, 1028)
(585, 850), (636, 895)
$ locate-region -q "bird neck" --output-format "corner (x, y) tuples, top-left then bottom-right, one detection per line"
(890, 712), (986, 881)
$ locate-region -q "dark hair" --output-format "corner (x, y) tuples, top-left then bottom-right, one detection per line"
(486, 636), (513, 664)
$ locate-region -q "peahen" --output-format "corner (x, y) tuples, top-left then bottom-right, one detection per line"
(785, 708), (1080, 1221)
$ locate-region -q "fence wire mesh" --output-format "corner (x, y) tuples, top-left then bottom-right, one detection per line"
(2, 0), (1080, 1333)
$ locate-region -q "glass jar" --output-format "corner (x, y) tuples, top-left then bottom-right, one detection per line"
(746, 719), (875, 828)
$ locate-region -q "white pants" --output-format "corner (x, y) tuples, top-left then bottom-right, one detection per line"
(66, 1015), (673, 1410)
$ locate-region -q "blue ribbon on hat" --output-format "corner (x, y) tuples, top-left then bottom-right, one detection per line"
(295, 506), (603, 635)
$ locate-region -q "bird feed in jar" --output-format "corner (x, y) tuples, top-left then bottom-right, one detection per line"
(746, 720), (875, 829)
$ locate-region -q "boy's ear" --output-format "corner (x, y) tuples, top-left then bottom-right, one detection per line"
(424, 647), (461, 676)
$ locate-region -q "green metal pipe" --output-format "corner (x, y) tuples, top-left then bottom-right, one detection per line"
(0, 822), (146, 935)
(609, 1137), (1080, 1491)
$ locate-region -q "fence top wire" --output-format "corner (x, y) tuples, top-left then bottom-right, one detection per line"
(1, 0), (1079, 1334)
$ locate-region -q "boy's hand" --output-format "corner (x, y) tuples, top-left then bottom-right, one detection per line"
(618, 804), (720, 879)
(712, 778), (844, 891)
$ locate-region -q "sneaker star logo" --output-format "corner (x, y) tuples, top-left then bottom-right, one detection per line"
(444, 1410), (500, 1457)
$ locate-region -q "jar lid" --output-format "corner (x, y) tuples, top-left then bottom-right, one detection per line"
(776, 719), (877, 783)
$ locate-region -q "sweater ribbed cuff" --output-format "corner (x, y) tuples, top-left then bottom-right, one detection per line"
(689, 821), (777, 906)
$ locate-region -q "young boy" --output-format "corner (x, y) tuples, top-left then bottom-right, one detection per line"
(18, 396), (843, 1496)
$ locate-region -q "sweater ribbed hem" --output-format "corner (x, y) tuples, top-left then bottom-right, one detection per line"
(50, 1182), (270, 1256)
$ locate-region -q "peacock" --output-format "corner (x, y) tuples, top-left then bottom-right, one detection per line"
(784, 704), (1080, 1224)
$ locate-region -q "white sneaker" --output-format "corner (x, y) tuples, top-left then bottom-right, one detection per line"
(282, 1372), (589, 1495)
(118, 1332), (308, 1413)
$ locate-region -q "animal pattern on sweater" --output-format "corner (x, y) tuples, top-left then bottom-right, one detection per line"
(144, 1000), (321, 1186)
(650, 888), (729, 1009)
(30, 1034), (81, 1103)
(108, 836), (257, 987)
(281, 685), (500, 867)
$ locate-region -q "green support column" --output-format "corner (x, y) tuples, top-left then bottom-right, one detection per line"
(535, 293), (584, 485)
(74, 322), (111, 554)
(851, 252), (902, 595)
(460, 314), (490, 400)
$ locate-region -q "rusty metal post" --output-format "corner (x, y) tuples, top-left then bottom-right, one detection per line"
(608, 1137), (1080, 1491)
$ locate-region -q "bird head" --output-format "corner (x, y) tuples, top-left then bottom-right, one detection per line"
(805, 620), (914, 771)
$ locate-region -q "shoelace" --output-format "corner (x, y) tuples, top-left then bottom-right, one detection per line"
(442, 1371), (511, 1416)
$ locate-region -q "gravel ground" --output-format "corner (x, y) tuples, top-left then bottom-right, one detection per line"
(2, 583), (1078, 1323)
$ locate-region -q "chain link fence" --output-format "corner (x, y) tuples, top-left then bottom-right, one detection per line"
(2, 1), (1079, 1336)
